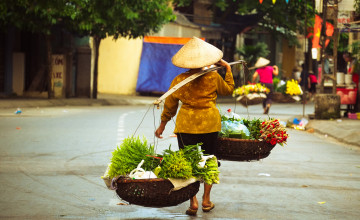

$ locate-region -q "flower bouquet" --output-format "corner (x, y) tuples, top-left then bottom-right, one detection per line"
(273, 79), (302, 103)
(233, 83), (270, 106)
(259, 119), (288, 146)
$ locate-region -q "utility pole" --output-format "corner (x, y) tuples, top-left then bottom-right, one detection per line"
(303, 0), (308, 117)
(331, 0), (339, 94)
(319, 0), (338, 94)
(319, 0), (328, 93)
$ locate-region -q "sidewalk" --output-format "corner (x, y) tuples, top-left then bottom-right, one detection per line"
(0, 94), (156, 109)
(306, 118), (360, 148)
(1, 94), (359, 148)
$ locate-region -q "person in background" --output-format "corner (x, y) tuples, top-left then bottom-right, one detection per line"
(343, 52), (359, 87)
(252, 57), (279, 114)
(155, 36), (234, 216)
(307, 70), (317, 101)
(298, 63), (309, 103)
(293, 66), (301, 82)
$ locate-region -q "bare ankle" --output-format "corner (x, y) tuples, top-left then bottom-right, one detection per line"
(190, 197), (198, 209)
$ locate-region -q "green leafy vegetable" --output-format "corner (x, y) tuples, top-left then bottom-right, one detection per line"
(108, 136), (159, 179)
(158, 147), (193, 179)
(276, 83), (287, 94)
(242, 118), (263, 140)
(156, 143), (220, 184)
(198, 157), (220, 185)
(181, 143), (204, 174)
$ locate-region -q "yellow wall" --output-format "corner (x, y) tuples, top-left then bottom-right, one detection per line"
(98, 37), (143, 95)
(281, 39), (296, 79)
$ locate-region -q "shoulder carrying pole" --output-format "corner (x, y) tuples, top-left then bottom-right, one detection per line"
(153, 60), (246, 106)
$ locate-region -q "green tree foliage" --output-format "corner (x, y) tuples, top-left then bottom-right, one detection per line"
(0, 0), (78, 33)
(236, 42), (270, 67)
(70, 0), (176, 40)
(325, 32), (349, 54)
(66, 0), (179, 98)
(172, 0), (314, 45)
(211, 0), (314, 44)
(0, 0), (181, 98)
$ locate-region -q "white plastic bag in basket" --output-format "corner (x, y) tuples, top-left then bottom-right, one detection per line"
(129, 160), (157, 179)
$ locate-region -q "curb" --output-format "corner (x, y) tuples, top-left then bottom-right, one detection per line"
(306, 120), (360, 148)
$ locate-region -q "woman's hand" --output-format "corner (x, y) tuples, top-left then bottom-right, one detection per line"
(155, 121), (167, 138)
(216, 59), (231, 72)
(272, 65), (279, 76)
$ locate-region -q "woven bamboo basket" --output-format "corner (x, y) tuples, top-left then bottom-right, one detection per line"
(115, 178), (200, 207)
(237, 93), (266, 106)
(216, 137), (276, 161)
(272, 92), (297, 103)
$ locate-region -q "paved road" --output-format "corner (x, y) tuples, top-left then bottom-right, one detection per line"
(0, 104), (359, 219)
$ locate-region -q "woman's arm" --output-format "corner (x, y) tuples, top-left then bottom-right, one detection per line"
(216, 59), (234, 95)
(155, 79), (179, 138)
(252, 71), (259, 83)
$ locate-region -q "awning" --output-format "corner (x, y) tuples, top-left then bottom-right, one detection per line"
(136, 36), (192, 94)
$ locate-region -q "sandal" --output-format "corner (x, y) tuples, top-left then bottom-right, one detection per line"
(185, 207), (198, 216)
(202, 202), (215, 212)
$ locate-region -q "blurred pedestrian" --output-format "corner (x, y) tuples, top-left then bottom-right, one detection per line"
(307, 70), (317, 101)
(343, 52), (359, 87)
(252, 57), (279, 114)
(293, 66), (301, 82)
(155, 37), (234, 216)
(299, 63), (308, 103)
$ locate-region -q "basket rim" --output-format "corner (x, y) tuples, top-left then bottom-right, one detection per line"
(218, 137), (264, 143)
(117, 178), (169, 183)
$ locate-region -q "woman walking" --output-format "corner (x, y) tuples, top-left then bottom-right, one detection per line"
(252, 57), (279, 114)
(155, 36), (234, 216)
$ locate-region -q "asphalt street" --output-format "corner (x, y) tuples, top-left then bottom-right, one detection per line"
(0, 101), (359, 219)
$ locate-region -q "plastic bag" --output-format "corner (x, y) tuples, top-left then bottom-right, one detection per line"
(220, 120), (250, 139)
(223, 109), (241, 120)
(129, 160), (157, 179)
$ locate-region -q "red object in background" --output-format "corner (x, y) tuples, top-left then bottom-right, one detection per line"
(309, 74), (318, 83)
(312, 15), (322, 48)
(311, 15), (334, 48)
(348, 113), (358, 119)
(352, 74), (359, 87)
(336, 88), (357, 105)
(318, 67), (322, 83)
(325, 22), (334, 47)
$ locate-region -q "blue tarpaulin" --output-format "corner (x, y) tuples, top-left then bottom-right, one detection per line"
(136, 36), (193, 93)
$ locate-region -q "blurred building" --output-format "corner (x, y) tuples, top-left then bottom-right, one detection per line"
(0, 28), (92, 98)
(2, 0), (358, 98)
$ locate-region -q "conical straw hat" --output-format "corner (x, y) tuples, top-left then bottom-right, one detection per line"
(172, 36), (223, 69)
(254, 57), (270, 69)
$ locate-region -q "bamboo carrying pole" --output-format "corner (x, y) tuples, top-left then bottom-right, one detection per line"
(153, 60), (246, 106)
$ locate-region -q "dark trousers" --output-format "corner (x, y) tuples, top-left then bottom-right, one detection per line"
(176, 132), (219, 155)
(262, 83), (274, 108)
